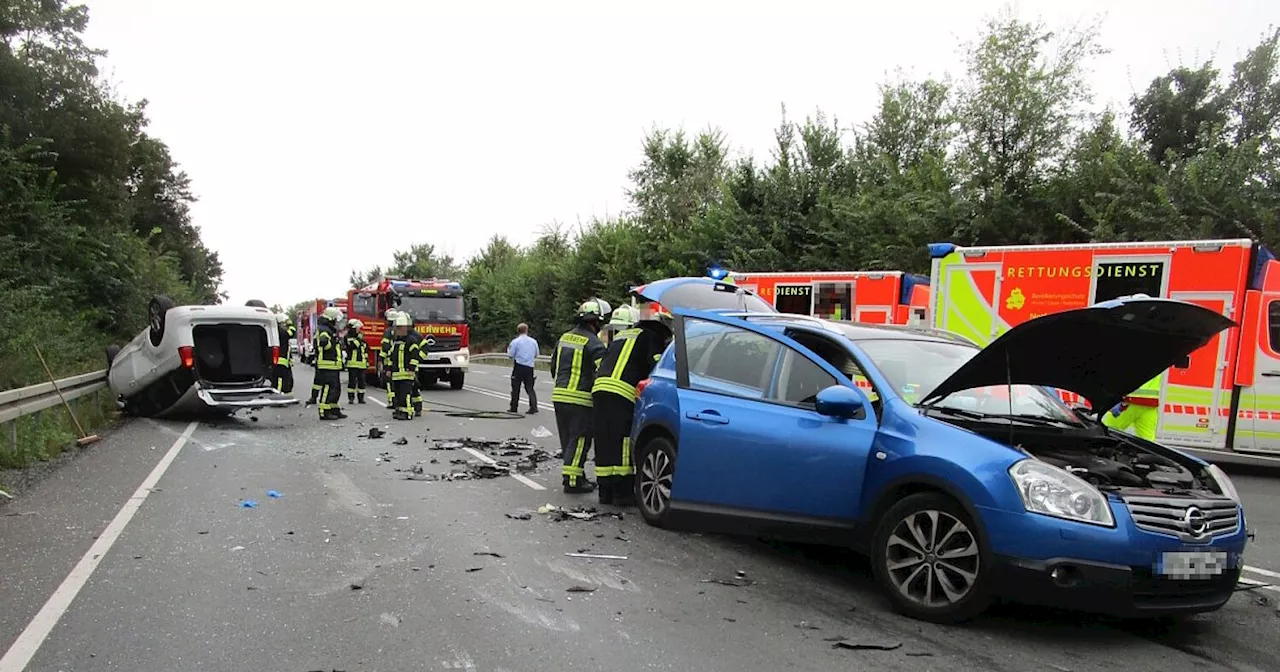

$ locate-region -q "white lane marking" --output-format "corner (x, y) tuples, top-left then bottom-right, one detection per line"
(1238, 576), (1280, 593)
(464, 385), (554, 411)
(462, 446), (546, 491)
(0, 421), (198, 672)
(371, 394), (547, 491)
(1243, 565), (1280, 580)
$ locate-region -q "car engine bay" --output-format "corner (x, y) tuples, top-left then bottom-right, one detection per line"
(950, 419), (1223, 495)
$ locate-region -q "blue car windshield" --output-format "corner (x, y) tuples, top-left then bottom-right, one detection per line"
(855, 338), (1080, 424)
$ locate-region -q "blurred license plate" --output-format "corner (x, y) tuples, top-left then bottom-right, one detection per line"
(1156, 551), (1228, 579)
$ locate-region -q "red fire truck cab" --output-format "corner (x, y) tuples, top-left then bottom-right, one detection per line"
(729, 270), (931, 326)
(347, 277), (470, 390)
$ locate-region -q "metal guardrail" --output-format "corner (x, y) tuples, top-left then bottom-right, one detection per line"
(470, 353), (552, 365)
(0, 370), (109, 425)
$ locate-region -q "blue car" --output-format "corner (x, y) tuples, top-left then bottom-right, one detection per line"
(627, 296), (1248, 623)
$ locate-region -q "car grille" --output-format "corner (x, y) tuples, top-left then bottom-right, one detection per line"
(1130, 566), (1239, 609)
(421, 335), (462, 353)
(1121, 495), (1240, 541)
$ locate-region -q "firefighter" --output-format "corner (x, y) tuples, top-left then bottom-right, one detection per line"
(551, 298), (611, 493)
(590, 304), (672, 506)
(313, 306), (347, 420)
(345, 319), (368, 404)
(404, 314), (425, 417)
(385, 312), (419, 420)
(273, 312), (296, 394)
(381, 309), (400, 406)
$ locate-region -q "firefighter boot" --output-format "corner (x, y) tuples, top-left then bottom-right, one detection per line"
(393, 410), (411, 421)
(357, 392), (366, 404)
(612, 475), (636, 507)
(332, 407), (348, 420)
(413, 402), (423, 416)
(348, 392), (356, 405)
(562, 475), (595, 494)
(597, 476), (614, 506)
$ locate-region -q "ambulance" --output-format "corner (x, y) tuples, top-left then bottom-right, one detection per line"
(928, 238), (1280, 462)
(727, 270), (931, 326)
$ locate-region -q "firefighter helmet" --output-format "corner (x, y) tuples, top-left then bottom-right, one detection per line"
(394, 312), (412, 328)
(578, 298), (612, 321)
(604, 304), (636, 330)
(275, 312), (289, 324)
(322, 307), (343, 323)
(348, 319), (364, 330)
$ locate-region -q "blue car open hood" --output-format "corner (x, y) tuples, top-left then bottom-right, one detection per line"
(630, 277), (776, 313)
(920, 297), (1235, 412)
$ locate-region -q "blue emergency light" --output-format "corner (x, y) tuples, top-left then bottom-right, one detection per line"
(707, 265), (729, 280)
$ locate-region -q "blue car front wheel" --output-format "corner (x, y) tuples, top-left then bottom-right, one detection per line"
(872, 492), (994, 623)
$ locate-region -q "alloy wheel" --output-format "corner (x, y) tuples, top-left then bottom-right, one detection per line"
(639, 449), (673, 516)
(884, 509), (980, 609)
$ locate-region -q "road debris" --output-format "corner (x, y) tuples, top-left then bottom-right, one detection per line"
(392, 437), (408, 445)
(702, 570), (754, 587)
(566, 585), (597, 593)
(566, 552), (628, 560)
(531, 426), (553, 438)
(474, 551), (505, 558)
(466, 567), (484, 573)
(239, 500), (257, 508)
(831, 641), (902, 652)
(506, 511), (533, 520)
(329, 452), (349, 461)
(350, 582), (363, 590)
(365, 428), (385, 439)
(267, 490), (283, 498)
(537, 503), (623, 522)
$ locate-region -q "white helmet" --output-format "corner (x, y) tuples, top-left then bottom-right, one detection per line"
(347, 318), (364, 330)
(275, 312), (289, 324)
(394, 313), (412, 327)
(322, 306), (343, 323)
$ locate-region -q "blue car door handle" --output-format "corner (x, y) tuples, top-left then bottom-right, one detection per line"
(686, 410), (729, 425)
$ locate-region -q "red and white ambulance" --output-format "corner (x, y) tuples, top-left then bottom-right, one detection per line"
(928, 238), (1280, 463)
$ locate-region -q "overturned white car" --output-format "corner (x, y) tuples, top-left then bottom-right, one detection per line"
(106, 296), (299, 417)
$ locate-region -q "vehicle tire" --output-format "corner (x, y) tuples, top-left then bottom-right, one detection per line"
(871, 492), (993, 624)
(105, 344), (121, 367)
(449, 370), (465, 390)
(148, 295), (176, 347)
(636, 434), (677, 528)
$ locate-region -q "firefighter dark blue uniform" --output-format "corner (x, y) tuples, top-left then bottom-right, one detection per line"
(274, 313), (296, 394)
(591, 310), (670, 506)
(386, 314), (419, 421)
(405, 323), (424, 416)
(381, 310), (399, 407)
(345, 319), (368, 404)
(551, 299), (610, 493)
(313, 308), (347, 420)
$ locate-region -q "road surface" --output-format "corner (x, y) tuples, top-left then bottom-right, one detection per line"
(1, 364), (1278, 672)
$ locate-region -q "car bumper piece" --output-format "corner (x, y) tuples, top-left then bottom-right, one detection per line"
(993, 554), (1240, 617)
(197, 386), (300, 409)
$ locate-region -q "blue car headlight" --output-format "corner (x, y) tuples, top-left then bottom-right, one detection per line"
(1008, 459), (1115, 527)
(1206, 463), (1241, 502)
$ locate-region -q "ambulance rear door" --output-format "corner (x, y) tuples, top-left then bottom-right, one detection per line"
(1237, 291), (1280, 453)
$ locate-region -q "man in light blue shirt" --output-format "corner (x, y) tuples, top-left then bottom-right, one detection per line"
(507, 323), (540, 414)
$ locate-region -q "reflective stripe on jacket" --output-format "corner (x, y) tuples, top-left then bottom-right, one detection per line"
(551, 324), (606, 406)
(591, 327), (665, 402)
(315, 326), (343, 371)
(345, 334), (368, 368)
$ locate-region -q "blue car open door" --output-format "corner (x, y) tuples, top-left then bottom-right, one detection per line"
(667, 308), (880, 525)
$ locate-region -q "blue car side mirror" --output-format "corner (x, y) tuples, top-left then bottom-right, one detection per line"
(815, 385), (866, 419)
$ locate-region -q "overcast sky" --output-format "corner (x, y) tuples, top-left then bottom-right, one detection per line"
(81, 0), (1277, 308)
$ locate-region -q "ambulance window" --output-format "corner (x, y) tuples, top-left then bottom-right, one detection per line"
(1269, 301), (1280, 352)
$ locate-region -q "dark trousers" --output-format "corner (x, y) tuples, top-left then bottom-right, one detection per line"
(556, 402), (594, 487)
(411, 378), (422, 415)
(274, 364), (294, 394)
(510, 364), (537, 411)
(392, 377), (415, 418)
(347, 367), (366, 402)
(592, 392), (635, 487)
(315, 369), (342, 418)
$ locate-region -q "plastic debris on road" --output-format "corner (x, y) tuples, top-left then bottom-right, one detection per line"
(239, 500), (258, 508)
(531, 425), (553, 438)
(536, 504), (623, 522)
(566, 552), (628, 560)
(266, 490), (283, 498)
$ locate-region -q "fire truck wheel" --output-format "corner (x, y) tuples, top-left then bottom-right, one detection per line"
(148, 295), (175, 347)
(449, 370), (465, 390)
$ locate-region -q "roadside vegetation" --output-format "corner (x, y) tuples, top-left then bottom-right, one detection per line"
(356, 12), (1280, 351)
(1, 0), (220, 471)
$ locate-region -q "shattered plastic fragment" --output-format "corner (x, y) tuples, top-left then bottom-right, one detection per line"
(366, 428), (385, 439)
(239, 500), (257, 508)
(531, 426), (553, 438)
(831, 641), (902, 652)
(392, 437), (408, 445)
(566, 585), (597, 593)
(266, 490), (283, 498)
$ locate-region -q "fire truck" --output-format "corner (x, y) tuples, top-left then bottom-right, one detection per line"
(928, 238), (1280, 463)
(298, 297), (348, 365)
(728, 270), (931, 326)
(347, 277), (470, 390)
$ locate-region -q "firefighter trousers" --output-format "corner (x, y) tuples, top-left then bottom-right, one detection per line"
(274, 364), (294, 394)
(411, 378), (423, 415)
(555, 402), (594, 488)
(592, 392), (635, 497)
(392, 378), (415, 419)
(346, 368), (366, 403)
(315, 369), (343, 418)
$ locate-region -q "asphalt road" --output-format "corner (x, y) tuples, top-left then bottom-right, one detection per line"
(1, 364), (1279, 672)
